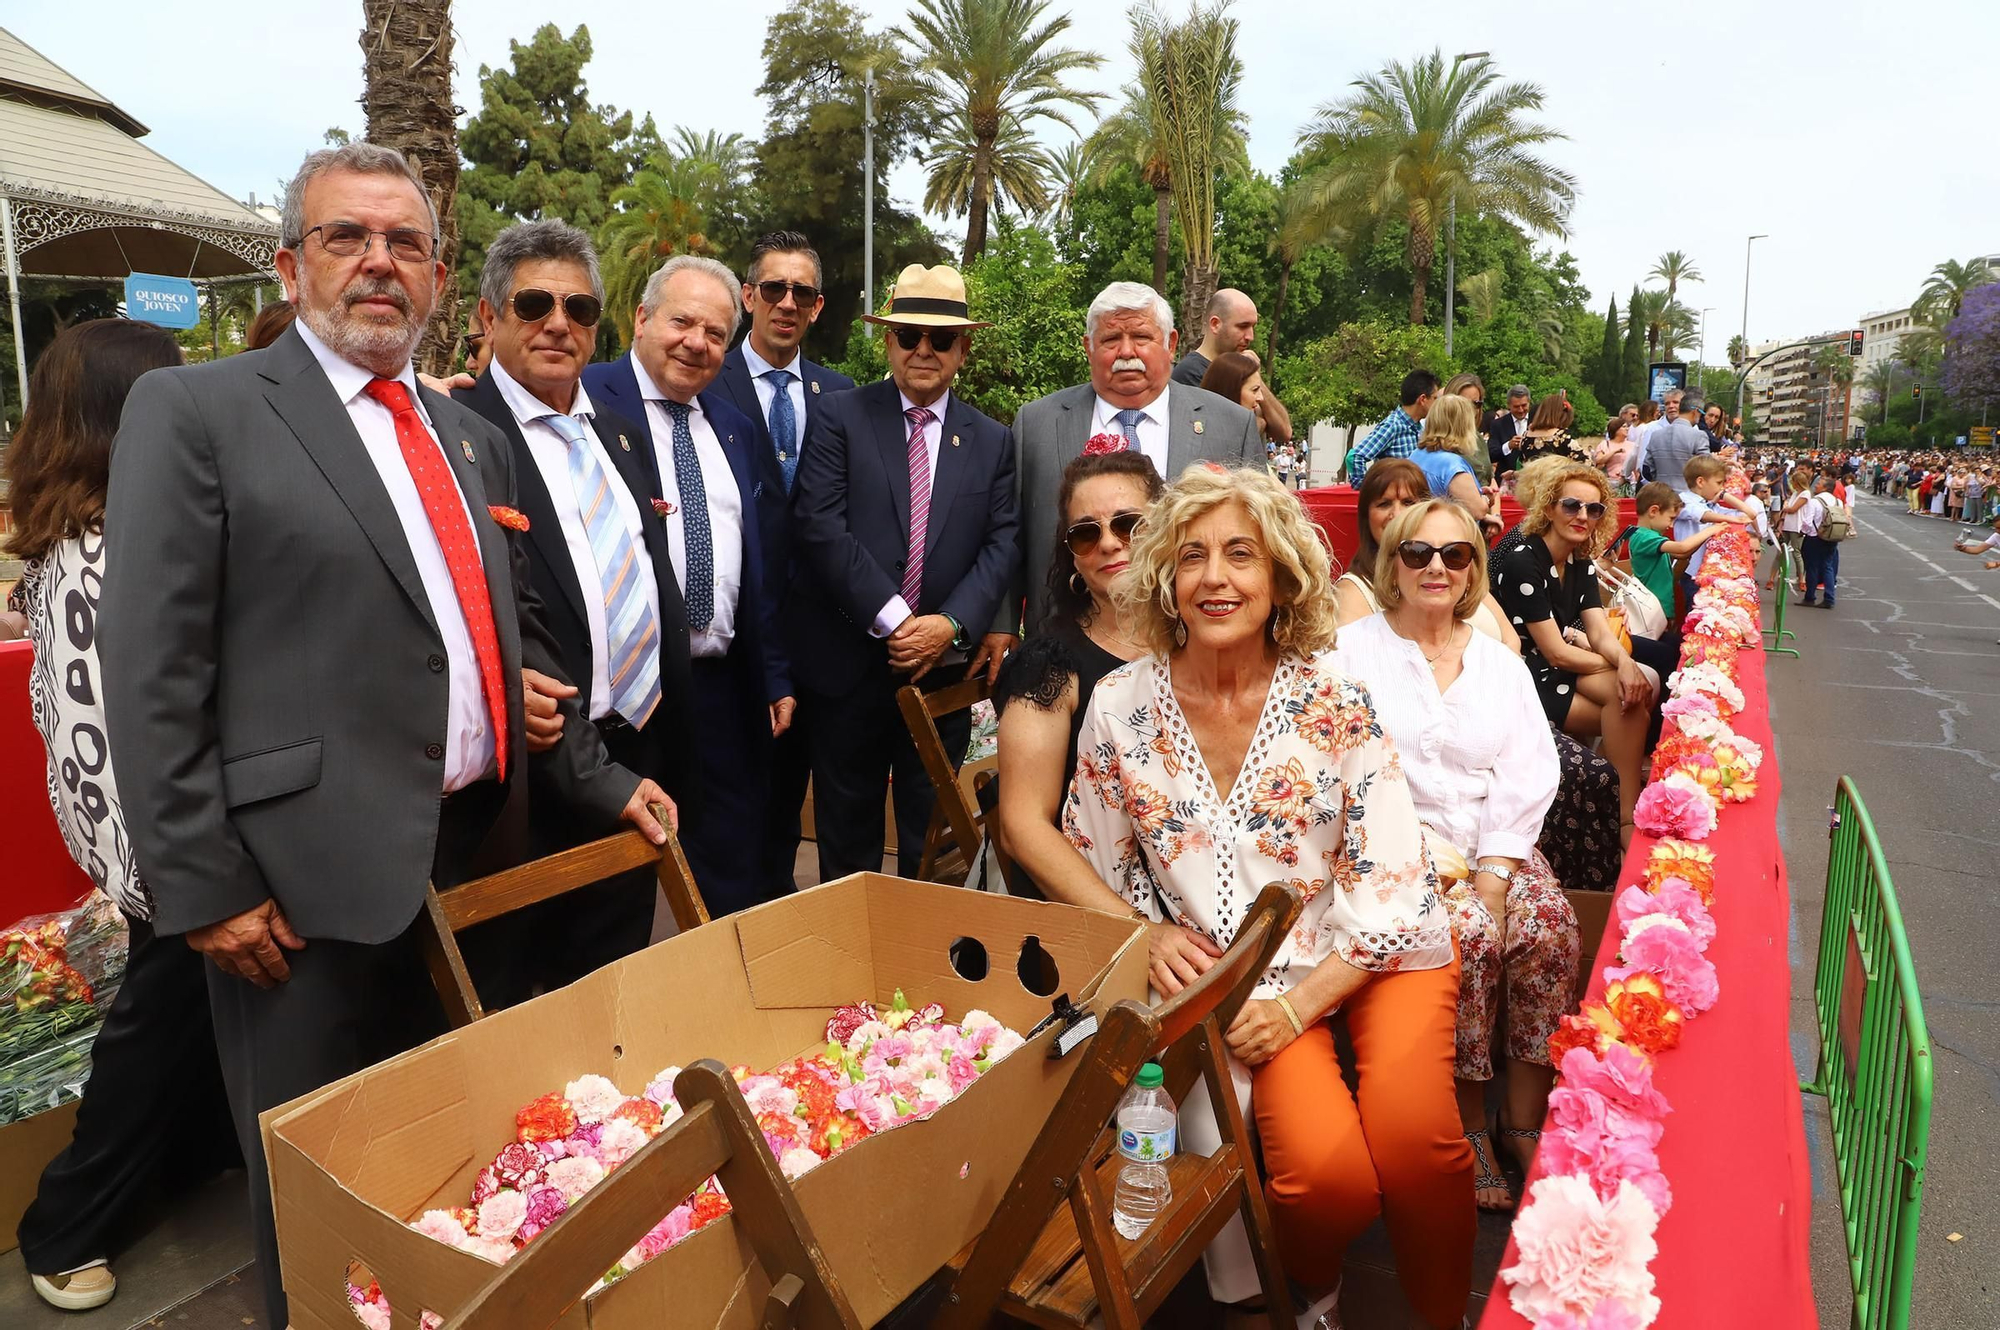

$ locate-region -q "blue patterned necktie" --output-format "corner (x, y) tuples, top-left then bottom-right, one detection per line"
(1115, 407), (1146, 451)
(660, 400), (715, 630)
(546, 413), (662, 726)
(763, 369), (800, 492)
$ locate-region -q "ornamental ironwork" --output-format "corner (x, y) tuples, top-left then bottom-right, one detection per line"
(2, 183), (277, 275)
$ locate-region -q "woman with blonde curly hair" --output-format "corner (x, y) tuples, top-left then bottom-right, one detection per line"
(1061, 464), (1473, 1328)
(1494, 459), (1653, 843)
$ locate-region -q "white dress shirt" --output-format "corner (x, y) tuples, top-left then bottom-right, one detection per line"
(1092, 385), (1170, 476)
(632, 359), (744, 659)
(872, 389), (950, 638)
(740, 337), (807, 454)
(1498, 409), (1529, 457)
(294, 320), (493, 790)
(488, 359), (660, 721)
(1326, 614), (1558, 863)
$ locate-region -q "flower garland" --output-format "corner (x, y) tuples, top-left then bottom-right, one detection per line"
(348, 993), (1024, 1329)
(1502, 469), (1764, 1327)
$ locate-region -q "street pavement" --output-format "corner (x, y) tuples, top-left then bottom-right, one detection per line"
(1775, 488), (2000, 1328)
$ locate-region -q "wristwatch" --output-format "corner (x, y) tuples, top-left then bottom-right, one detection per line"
(1474, 860), (1515, 885)
(942, 612), (969, 651)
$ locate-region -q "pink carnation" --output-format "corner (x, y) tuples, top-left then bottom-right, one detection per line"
(596, 1118), (650, 1169)
(1607, 924), (1720, 1016)
(1502, 1175), (1661, 1326)
(639, 1205), (695, 1260)
(355, 1301), (392, 1330)
(779, 1146), (823, 1179)
(1536, 1301), (1650, 1330)
(1632, 776), (1717, 840)
(411, 1209), (470, 1247)
(1619, 881), (1716, 948)
(1539, 1111), (1673, 1216)
(476, 1189), (528, 1242)
(643, 1065), (684, 1109)
(517, 1184), (567, 1242)
(1559, 1045), (1670, 1134)
(544, 1155), (606, 1202)
(563, 1074), (625, 1125)
(1660, 693), (1716, 721)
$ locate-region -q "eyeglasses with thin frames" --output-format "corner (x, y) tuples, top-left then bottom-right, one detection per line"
(299, 222), (436, 263)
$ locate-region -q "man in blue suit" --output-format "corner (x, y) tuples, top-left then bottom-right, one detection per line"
(788, 264), (1020, 882)
(582, 256), (795, 916)
(709, 230), (856, 889)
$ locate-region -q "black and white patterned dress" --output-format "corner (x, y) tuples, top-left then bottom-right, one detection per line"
(9, 533), (150, 919)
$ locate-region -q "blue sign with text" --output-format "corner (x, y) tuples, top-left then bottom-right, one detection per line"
(125, 273), (201, 329)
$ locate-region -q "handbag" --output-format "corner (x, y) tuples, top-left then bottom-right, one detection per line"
(1597, 560), (1668, 640)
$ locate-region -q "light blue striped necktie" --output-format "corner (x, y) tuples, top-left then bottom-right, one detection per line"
(546, 412), (662, 727)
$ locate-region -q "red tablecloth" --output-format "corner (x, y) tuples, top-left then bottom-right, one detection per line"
(1298, 485), (1639, 573)
(1480, 644), (1817, 1328)
(1, 640), (94, 922)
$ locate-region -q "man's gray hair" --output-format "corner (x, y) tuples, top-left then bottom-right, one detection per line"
(479, 220), (603, 313)
(639, 254), (743, 337)
(1506, 383), (1532, 400)
(279, 142), (438, 250)
(1086, 280), (1174, 346)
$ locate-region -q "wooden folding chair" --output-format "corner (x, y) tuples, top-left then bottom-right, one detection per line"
(440, 1059), (861, 1330)
(419, 806), (709, 1026)
(933, 883), (1304, 1330)
(897, 678), (1023, 891)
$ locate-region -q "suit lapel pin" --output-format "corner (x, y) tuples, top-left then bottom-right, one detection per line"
(951, 434), (961, 448)
(810, 380), (821, 395)
(619, 434), (632, 451)
(1192, 420), (1204, 435)
(461, 440), (477, 462)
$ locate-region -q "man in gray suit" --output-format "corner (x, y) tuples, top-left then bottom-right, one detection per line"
(979, 280), (1262, 671)
(98, 143), (672, 1327)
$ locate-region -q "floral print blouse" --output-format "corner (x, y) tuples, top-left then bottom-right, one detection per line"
(1061, 653), (1453, 998)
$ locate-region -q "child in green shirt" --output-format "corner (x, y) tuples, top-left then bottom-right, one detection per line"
(1631, 482), (1727, 625)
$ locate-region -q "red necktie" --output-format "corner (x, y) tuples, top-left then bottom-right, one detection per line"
(363, 378), (509, 780)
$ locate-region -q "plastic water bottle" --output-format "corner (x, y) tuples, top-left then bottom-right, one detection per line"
(1111, 1063), (1175, 1239)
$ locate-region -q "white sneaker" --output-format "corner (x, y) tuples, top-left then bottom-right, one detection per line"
(31, 1261), (116, 1311)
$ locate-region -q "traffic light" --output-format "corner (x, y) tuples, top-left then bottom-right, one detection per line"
(1849, 330), (1864, 357)
(1912, 385), (1922, 399)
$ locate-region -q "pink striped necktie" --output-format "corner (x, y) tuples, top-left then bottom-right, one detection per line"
(902, 406), (935, 608)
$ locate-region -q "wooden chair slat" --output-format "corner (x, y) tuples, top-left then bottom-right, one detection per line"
(896, 680), (993, 888)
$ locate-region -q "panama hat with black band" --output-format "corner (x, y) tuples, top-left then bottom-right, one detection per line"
(863, 264), (993, 329)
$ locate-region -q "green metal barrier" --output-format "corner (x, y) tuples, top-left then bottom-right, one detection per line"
(1802, 778), (1933, 1329)
(1764, 540), (1801, 658)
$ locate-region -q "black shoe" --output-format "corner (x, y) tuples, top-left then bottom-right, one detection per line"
(1800, 597), (1819, 607)
(1820, 600), (1835, 609)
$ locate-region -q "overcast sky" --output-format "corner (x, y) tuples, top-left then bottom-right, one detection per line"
(11, 1), (1994, 354)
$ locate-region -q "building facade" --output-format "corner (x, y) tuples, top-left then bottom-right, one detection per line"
(1747, 333), (1854, 449)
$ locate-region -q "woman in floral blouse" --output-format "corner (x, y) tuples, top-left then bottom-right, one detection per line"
(1061, 465), (1472, 1329)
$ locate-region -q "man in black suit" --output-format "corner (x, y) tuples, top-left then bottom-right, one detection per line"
(708, 230), (856, 890)
(99, 144), (671, 1327)
(788, 264), (1020, 881)
(453, 220), (693, 1003)
(583, 257), (797, 916)
(1486, 382), (1533, 476)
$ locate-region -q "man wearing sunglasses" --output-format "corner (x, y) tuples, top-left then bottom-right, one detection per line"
(584, 256), (797, 916)
(787, 264), (1020, 882)
(451, 220), (694, 1004)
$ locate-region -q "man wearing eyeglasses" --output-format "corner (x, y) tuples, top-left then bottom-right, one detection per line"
(450, 220), (693, 1004)
(787, 264), (1020, 882)
(98, 144), (672, 1330)
(584, 256), (796, 916)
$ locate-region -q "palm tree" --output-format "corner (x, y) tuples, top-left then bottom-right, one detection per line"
(1083, 88), (1175, 296)
(1726, 333), (1748, 367)
(1913, 256), (1997, 326)
(1456, 269), (1501, 325)
(1648, 250), (1702, 306)
(1859, 359), (1903, 424)
(1298, 49), (1574, 327)
(899, 0), (1105, 263)
(360, 0), (460, 375)
(598, 158), (716, 340)
(1042, 140), (1087, 229)
(1128, 1), (1250, 339)
(1656, 301), (1697, 359)
(921, 111), (1057, 223)
(671, 128), (751, 187)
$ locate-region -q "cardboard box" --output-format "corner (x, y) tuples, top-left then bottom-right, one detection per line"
(266, 874), (1148, 1330)
(0, 1101), (80, 1255)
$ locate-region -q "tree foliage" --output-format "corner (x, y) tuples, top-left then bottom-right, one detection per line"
(1943, 282), (2000, 411)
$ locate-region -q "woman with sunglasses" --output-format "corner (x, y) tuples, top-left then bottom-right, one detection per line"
(1496, 459), (1653, 844)
(1334, 459), (1517, 650)
(993, 451), (1169, 898)
(1331, 500), (1574, 1213)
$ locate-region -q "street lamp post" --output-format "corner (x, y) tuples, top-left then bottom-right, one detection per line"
(1697, 306), (1714, 397)
(862, 67), (876, 313)
(1441, 50), (1489, 360)
(1735, 234), (1767, 425)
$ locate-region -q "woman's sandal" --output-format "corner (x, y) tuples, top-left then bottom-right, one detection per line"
(1501, 1124), (1543, 1176)
(1465, 1128), (1516, 1212)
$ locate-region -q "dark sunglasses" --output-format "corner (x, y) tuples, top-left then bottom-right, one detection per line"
(893, 326), (958, 354)
(508, 288), (602, 327)
(754, 279), (821, 307)
(1066, 511), (1145, 555)
(1396, 539), (1476, 571)
(1556, 497), (1608, 520)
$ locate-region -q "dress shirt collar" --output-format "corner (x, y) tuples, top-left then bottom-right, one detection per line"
(294, 318), (421, 409)
(487, 356), (595, 431)
(1093, 383), (1170, 429)
(740, 337), (799, 381)
(898, 387), (951, 423)
(632, 354), (703, 420)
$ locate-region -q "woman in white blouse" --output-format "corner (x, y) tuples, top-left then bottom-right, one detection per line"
(1062, 466), (1472, 1329)
(1330, 500), (1579, 1214)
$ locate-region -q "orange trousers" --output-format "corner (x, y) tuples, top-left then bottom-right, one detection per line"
(1251, 958), (1475, 1329)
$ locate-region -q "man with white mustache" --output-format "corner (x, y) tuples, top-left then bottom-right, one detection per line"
(988, 280), (1263, 662)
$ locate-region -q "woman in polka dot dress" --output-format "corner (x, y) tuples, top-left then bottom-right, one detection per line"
(1495, 460), (1654, 846)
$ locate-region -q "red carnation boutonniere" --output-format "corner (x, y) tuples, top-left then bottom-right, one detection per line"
(651, 498), (677, 518)
(487, 505), (530, 532)
(1083, 433), (1129, 458)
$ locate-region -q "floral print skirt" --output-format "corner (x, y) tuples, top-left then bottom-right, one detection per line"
(1538, 727), (1621, 894)
(1441, 850), (1580, 1082)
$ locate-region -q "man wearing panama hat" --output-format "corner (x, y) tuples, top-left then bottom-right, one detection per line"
(787, 264), (1021, 881)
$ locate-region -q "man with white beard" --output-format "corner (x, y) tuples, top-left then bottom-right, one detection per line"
(982, 281), (1263, 673)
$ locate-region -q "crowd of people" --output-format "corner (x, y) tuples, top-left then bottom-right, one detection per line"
(0, 137), (1800, 1329)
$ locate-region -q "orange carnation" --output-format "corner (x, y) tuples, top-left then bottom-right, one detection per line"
(515, 1091), (578, 1142)
(1547, 1003), (1638, 1066)
(1606, 973), (1685, 1055)
(1645, 839), (1717, 904)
